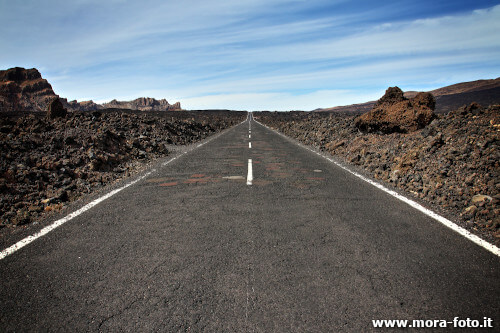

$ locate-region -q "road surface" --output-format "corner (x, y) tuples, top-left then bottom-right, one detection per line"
(1, 114), (499, 331)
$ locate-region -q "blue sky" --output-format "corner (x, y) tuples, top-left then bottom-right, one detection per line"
(1, 0), (499, 110)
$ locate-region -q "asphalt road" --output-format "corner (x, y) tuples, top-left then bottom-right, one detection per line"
(1, 115), (499, 332)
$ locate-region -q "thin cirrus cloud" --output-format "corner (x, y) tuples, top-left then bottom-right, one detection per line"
(0, 0), (499, 110)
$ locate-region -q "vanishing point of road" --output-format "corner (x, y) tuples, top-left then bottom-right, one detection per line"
(1, 114), (499, 331)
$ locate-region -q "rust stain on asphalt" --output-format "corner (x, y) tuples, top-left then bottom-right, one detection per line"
(184, 176), (219, 185)
(159, 181), (178, 187)
(191, 174), (205, 178)
(146, 177), (175, 183)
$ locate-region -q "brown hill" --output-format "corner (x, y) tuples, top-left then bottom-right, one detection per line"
(317, 77), (500, 114)
(314, 101), (375, 115)
(405, 77), (500, 113)
(406, 77), (500, 97)
(432, 85), (500, 114)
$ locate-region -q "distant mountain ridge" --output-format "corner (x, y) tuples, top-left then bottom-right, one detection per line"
(316, 77), (500, 114)
(102, 97), (181, 111)
(63, 99), (104, 112)
(0, 67), (182, 112)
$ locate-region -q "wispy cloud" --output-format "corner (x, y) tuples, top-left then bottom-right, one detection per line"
(1, 0), (499, 110)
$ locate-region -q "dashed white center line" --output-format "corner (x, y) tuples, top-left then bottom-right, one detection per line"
(249, 142), (252, 149)
(247, 159), (253, 186)
(249, 134), (251, 139)
(223, 176), (245, 180)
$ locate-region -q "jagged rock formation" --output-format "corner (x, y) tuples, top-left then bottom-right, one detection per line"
(62, 99), (103, 112)
(355, 87), (436, 133)
(102, 97), (182, 111)
(0, 67), (58, 112)
(170, 101), (181, 110)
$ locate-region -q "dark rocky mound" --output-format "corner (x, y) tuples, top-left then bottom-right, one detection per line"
(355, 87), (436, 133)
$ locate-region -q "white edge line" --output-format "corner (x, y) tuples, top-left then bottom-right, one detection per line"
(247, 159), (253, 186)
(1, 118), (248, 261)
(253, 119), (500, 257)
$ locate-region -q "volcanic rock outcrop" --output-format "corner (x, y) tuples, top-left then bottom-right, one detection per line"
(355, 87), (436, 133)
(0, 67), (58, 112)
